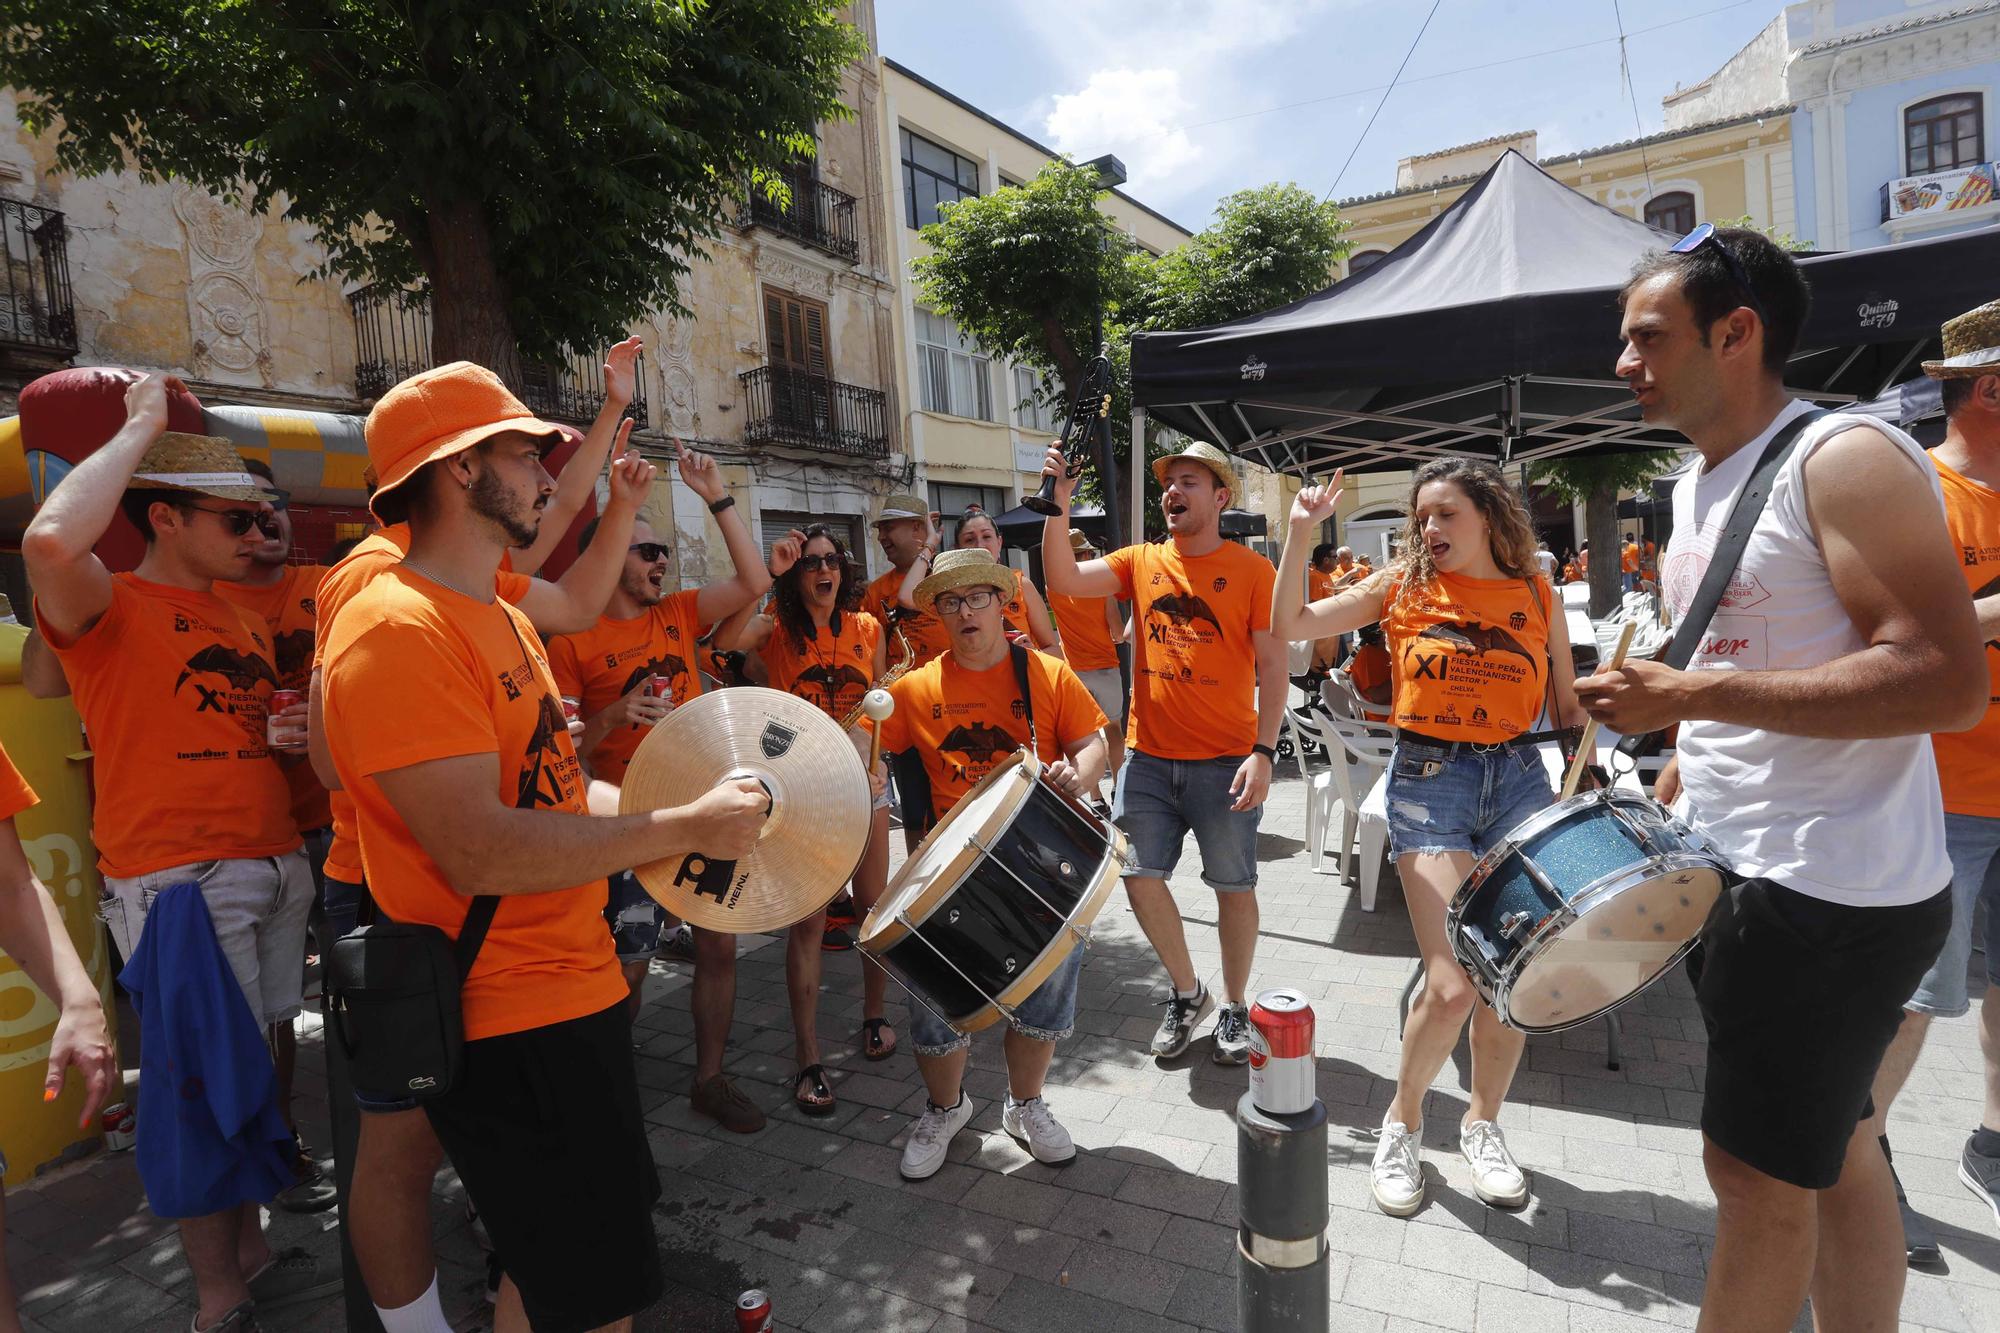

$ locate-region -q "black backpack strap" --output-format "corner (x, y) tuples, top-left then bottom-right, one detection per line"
(1010, 640), (1039, 758)
(453, 896), (500, 978)
(1616, 407), (1826, 762)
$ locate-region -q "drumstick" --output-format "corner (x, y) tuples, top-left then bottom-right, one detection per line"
(861, 688), (894, 777)
(1562, 620), (1637, 800)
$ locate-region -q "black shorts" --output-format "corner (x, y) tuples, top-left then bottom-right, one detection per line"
(890, 748), (935, 836)
(1696, 877), (1950, 1189)
(423, 1003), (662, 1331)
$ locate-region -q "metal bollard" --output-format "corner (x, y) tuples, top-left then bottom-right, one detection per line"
(1237, 989), (1329, 1333)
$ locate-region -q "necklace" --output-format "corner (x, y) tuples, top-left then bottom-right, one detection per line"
(401, 556), (475, 600)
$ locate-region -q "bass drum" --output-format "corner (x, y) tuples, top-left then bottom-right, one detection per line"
(1448, 788), (1729, 1032)
(860, 750), (1127, 1034)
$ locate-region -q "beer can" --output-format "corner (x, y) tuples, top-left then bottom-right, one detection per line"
(560, 696), (581, 721)
(647, 674), (675, 723)
(734, 1290), (772, 1332)
(1247, 988), (1316, 1115)
(102, 1101), (136, 1151)
(267, 689), (305, 750)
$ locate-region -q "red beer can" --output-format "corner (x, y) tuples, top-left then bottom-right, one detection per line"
(267, 689), (304, 751)
(1247, 988), (1316, 1115)
(560, 696), (581, 721)
(646, 674), (675, 723)
(735, 1290), (772, 1331)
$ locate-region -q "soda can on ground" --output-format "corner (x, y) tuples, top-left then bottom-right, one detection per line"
(735, 1289), (773, 1331)
(1247, 988), (1316, 1116)
(266, 689), (305, 751)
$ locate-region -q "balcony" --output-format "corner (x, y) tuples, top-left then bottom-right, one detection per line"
(348, 282), (648, 427)
(0, 198), (78, 359)
(741, 166), (860, 263)
(739, 364), (889, 458)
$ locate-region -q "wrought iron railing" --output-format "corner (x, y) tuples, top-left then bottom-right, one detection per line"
(348, 282), (647, 427)
(0, 198), (77, 356)
(742, 166), (860, 262)
(739, 364), (889, 457)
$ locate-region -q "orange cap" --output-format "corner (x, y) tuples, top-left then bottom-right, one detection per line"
(363, 362), (565, 520)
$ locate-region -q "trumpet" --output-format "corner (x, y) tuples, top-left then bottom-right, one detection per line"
(1021, 347), (1114, 516)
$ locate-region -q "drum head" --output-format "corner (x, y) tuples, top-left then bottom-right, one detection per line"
(860, 751), (1033, 948)
(1505, 860), (1726, 1030)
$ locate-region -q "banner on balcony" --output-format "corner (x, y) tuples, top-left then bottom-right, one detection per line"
(1885, 163), (1997, 220)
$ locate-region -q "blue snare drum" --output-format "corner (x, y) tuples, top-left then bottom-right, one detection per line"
(1446, 788), (1728, 1032)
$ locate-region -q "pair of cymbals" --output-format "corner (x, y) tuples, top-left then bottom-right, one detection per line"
(618, 688), (872, 933)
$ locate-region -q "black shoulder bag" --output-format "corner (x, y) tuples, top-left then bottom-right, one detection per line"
(1613, 409), (1826, 765)
(328, 893), (498, 1103)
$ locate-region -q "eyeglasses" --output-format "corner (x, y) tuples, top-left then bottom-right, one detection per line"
(795, 554), (843, 572)
(629, 542), (672, 562)
(933, 588), (1000, 616)
(181, 502), (280, 539)
(1670, 222), (1767, 326)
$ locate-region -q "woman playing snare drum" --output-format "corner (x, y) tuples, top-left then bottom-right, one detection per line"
(1274, 458), (1588, 1218)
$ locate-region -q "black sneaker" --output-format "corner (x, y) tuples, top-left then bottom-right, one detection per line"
(1962, 1134), (2000, 1230)
(1212, 1003), (1252, 1065)
(1150, 984), (1215, 1059)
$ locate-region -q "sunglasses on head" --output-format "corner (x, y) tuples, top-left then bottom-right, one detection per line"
(795, 553), (843, 573)
(182, 502), (281, 539)
(629, 542), (672, 562)
(1670, 222), (1767, 325)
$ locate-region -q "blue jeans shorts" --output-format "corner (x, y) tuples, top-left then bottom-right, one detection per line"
(1113, 750), (1260, 891)
(1906, 811), (2000, 1018)
(908, 945), (1085, 1056)
(1383, 736), (1555, 860)
(604, 870), (667, 963)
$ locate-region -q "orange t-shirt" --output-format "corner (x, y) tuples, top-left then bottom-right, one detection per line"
(546, 592), (709, 784)
(219, 563), (331, 832)
(321, 569), (621, 1040)
(37, 575), (299, 877)
(875, 649), (1106, 821)
(1348, 643), (1391, 700)
(1049, 591), (1119, 672)
(999, 569), (1040, 642)
(1308, 568), (1336, 604)
(1104, 539), (1275, 759)
(864, 568), (949, 669)
(315, 523), (533, 884)
(1561, 561), (1580, 583)
(1381, 571), (1553, 743)
(0, 742), (38, 822)
(757, 610), (882, 720)
(1931, 453), (2000, 817)
(1620, 542), (1640, 574)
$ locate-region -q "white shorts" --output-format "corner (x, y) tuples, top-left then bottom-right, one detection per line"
(1077, 668), (1126, 728)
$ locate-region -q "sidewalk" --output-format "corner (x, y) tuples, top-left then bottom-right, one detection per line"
(7, 770), (1997, 1331)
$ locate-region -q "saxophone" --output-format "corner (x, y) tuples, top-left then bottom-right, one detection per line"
(838, 609), (917, 730)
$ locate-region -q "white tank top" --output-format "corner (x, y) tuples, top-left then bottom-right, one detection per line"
(1664, 399), (1950, 906)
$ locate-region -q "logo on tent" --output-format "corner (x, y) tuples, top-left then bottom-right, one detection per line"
(1857, 300), (1899, 331)
(1240, 355), (1267, 382)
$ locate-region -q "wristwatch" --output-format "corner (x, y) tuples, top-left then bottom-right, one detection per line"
(708, 495), (735, 515)
(1252, 743), (1277, 760)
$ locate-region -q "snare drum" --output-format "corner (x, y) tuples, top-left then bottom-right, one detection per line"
(859, 750), (1128, 1034)
(1447, 788), (1729, 1032)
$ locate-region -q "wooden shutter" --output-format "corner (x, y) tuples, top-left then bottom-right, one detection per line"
(763, 286), (829, 374)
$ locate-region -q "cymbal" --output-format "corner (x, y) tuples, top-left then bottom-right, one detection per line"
(619, 687), (871, 933)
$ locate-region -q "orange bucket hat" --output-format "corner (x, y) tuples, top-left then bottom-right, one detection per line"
(363, 361), (565, 520)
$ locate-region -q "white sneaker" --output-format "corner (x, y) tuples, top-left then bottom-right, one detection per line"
(899, 1093), (977, 1181)
(1372, 1117), (1425, 1216)
(1459, 1119), (1529, 1208)
(1003, 1095), (1076, 1166)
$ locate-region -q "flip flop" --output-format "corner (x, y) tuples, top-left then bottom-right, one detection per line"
(862, 1017), (897, 1062)
(794, 1064), (837, 1116)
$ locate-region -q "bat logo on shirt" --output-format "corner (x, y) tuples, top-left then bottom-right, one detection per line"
(515, 695), (571, 810)
(272, 629), (315, 683)
(1147, 594), (1223, 635)
(1414, 622), (1537, 669)
(174, 645), (279, 694)
(620, 654), (690, 697)
(795, 662), (869, 711)
(939, 722), (1018, 763)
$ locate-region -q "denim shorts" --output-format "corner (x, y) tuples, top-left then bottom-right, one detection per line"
(1113, 750), (1261, 891)
(1383, 736), (1555, 859)
(1906, 811), (2000, 1018)
(603, 870), (666, 963)
(908, 945), (1085, 1056)
(101, 850), (313, 1026)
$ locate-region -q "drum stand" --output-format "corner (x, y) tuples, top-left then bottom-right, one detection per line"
(1396, 963), (1622, 1071)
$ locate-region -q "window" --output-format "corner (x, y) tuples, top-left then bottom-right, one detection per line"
(763, 287), (829, 373)
(1348, 249), (1388, 274)
(915, 308), (993, 421)
(902, 128), (981, 229)
(760, 510), (860, 571)
(1012, 366), (1062, 434)
(1644, 192), (1696, 235)
(999, 173), (1025, 191)
(928, 483), (1010, 548)
(1906, 94), (1985, 175)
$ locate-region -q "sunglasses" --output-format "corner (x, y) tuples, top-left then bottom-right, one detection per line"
(795, 554), (844, 572)
(1670, 222), (1767, 325)
(629, 542), (672, 562)
(182, 502), (281, 539)
(933, 588), (1000, 615)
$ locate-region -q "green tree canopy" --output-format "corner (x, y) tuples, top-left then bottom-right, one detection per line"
(1531, 450), (1680, 616)
(0, 0), (863, 366)
(1123, 183), (1350, 332)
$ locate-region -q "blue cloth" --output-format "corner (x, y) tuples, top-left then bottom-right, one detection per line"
(118, 880), (293, 1219)
(1382, 736), (1555, 859)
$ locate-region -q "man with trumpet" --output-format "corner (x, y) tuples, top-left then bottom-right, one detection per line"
(864, 549), (1108, 1180)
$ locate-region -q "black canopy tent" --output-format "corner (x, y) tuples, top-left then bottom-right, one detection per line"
(1130, 150), (1999, 496)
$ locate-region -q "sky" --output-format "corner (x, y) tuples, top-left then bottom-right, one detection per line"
(875, 0), (1784, 232)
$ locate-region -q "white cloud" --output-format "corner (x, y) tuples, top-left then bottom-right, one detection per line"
(1044, 68), (1201, 193)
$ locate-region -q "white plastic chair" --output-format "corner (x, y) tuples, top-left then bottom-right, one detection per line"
(1324, 712), (1396, 911)
(1288, 707), (1343, 872)
(1317, 670), (1360, 720)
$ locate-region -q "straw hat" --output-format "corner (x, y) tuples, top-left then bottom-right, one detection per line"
(913, 548), (1012, 615)
(1151, 440), (1238, 495)
(127, 432), (278, 502)
(1067, 528), (1097, 556)
(1924, 299), (2000, 378)
(364, 362), (565, 520)
(873, 492), (930, 524)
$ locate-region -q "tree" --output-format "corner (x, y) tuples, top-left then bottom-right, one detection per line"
(913, 171), (1348, 537)
(0, 1), (863, 368)
(1530, 452), (1677, 617)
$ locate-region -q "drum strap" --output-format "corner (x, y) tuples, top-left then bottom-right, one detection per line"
(1614, 407), (1827, 763)
(1010, 640), (1039, 757)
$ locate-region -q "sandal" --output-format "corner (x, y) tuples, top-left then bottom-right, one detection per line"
(862, 1016), (897, 1062)
(793, 1064), (837, 1117)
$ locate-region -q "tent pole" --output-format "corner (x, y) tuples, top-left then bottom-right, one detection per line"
(1130, 406), (1147, 548)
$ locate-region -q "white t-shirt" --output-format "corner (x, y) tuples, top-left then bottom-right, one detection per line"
(1665, 399), (1950, 906)
(1534, 549), (1557, 578)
